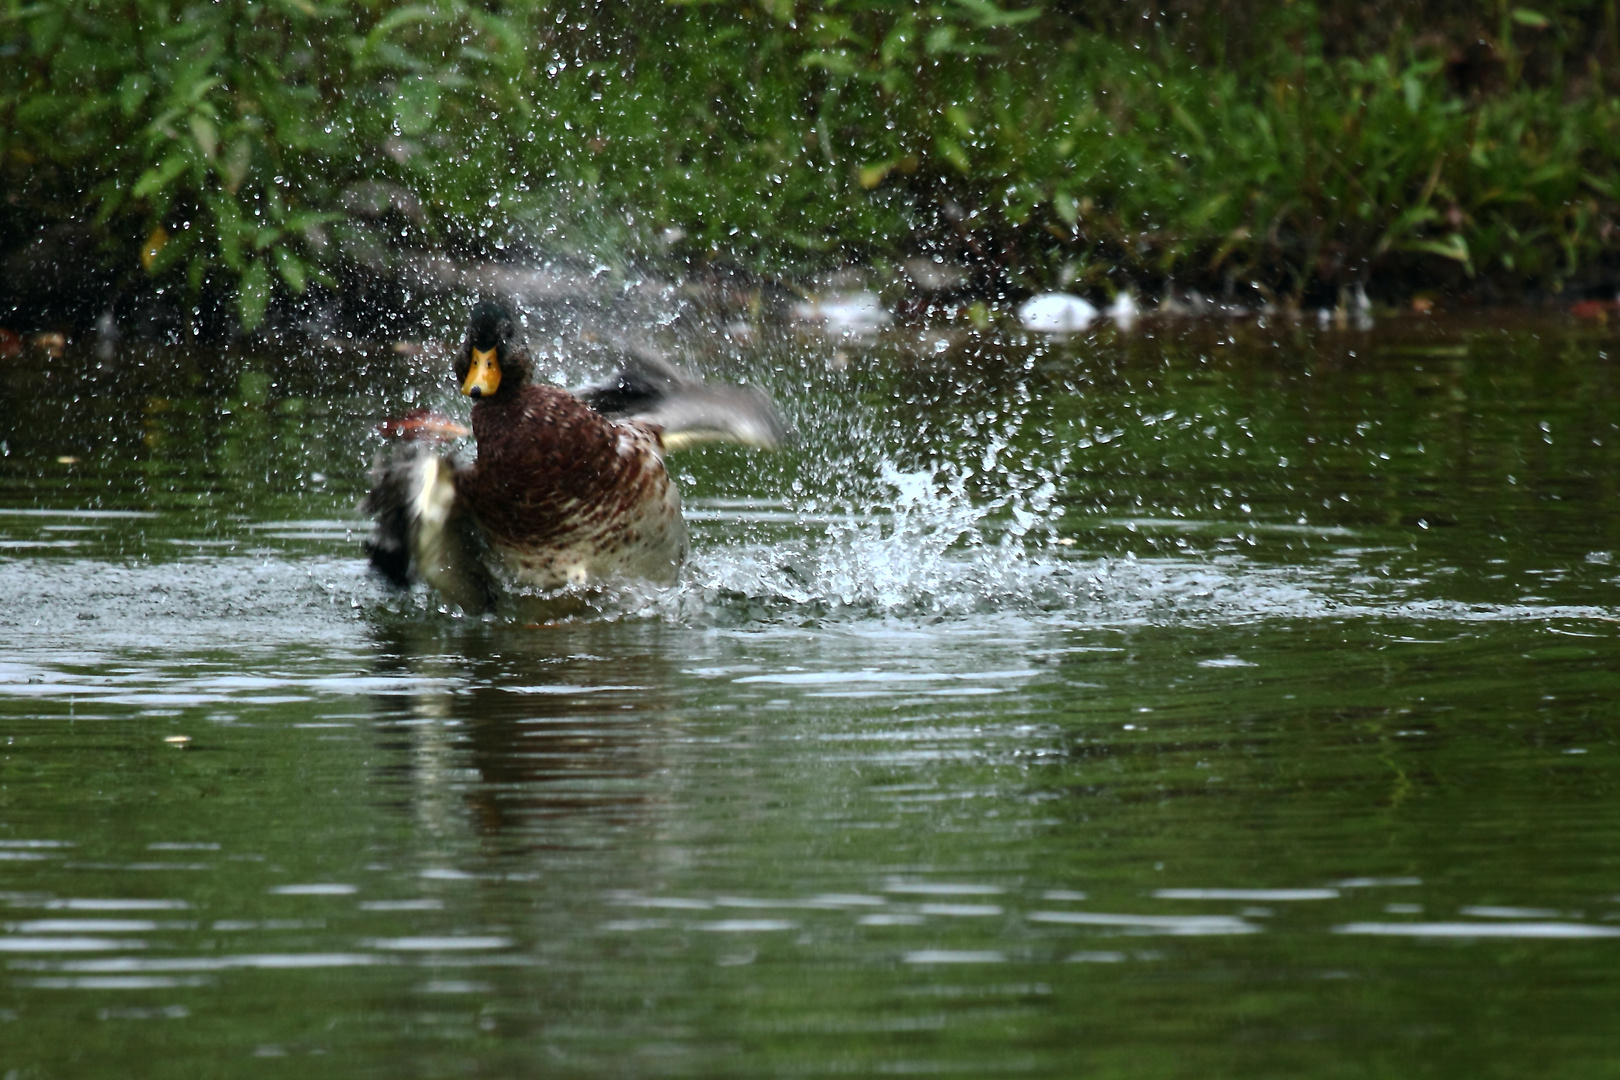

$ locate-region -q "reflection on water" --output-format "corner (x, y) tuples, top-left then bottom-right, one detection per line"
(1, 315), (1619, 1076)
(369, 620), (678, 844)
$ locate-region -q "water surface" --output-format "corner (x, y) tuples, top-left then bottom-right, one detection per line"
(1, 313), (1618, 1078)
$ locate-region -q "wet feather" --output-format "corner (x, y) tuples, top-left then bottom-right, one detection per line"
(364, 299), (781, 612)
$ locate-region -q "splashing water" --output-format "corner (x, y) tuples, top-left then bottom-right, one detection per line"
(676, 460), (1069, 619)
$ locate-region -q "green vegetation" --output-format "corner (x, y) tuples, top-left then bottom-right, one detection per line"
(3, 1), (1620, 333)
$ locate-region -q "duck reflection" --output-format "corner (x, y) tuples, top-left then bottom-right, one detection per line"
(365, 616), (679, 850)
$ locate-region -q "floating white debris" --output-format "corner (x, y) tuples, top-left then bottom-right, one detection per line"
(1018, 293), (1098, 333)
(1108, 291), (1139, 329)
(792, 292), (891, 336)
(903, 257), (969, 293)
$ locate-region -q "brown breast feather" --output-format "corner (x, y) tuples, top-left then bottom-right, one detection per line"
(456, 385), (670, 552)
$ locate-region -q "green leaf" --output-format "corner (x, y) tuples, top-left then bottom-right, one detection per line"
(132, 154), (190, 201)
(1053, 190), (1078, 226)
(857, 161), (892, 189)
(950, 0), (1043, 28)
(1511, 8), (1550, 28)
(1188, 191), (1231, 228)
(145, 223), (195, 276)
(220, 137), (253, 194)
(274, 247), (307, 293)
(281, 211), (344, 235)
(363, 3), (459, 62)
(181, 75), (223, 107)
(1170, 103), (1206, 145)
(1526, 162), (1568, 186)
(28, 4), (65, 53)
(188, 114), (217, 159)
(1581, 172), (1616, 198)
(1405, 233), (1474, 275)
(238, 259), (271, 331)
(372, 3), (452, 38)
(118, 74), (151, 118)
(393, 76), (441, 137)
(935, 135), (971, 174)
(1402, 71), (1424, 113)
(880, 17), (917, 66)
(207, 192), (246, 271)
(465, 9), (527, 70)
(799, 50), (858, 76)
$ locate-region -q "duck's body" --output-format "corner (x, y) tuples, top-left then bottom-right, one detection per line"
(459, 383), (687, 589)
(364, 299), (780, 612)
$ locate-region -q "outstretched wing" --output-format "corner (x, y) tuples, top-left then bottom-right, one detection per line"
(362, 443), (494, 614)
(576, 345), (786, 452)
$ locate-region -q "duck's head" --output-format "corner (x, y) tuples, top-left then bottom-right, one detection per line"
(456, 298), (529, 401)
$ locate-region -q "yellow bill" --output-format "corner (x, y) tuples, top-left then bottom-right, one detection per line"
(461, 347), (501, 398)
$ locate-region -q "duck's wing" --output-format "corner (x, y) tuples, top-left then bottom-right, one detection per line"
(362, 443), (495, 614)
(576, 345), (786, 452)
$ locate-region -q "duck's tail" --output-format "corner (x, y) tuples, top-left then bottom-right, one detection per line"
(577, 346), (786, 453)
(362, 444), (495, 614)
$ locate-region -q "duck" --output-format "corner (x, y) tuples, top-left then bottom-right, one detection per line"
(364, 298), (783, 613)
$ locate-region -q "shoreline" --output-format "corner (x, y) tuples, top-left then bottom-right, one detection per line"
(3, 251), (1617, 364)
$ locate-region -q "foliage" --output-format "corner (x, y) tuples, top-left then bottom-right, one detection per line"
(2, 0), (1619, 334)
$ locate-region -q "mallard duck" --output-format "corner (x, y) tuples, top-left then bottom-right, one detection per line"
(364, 298), (783, 612)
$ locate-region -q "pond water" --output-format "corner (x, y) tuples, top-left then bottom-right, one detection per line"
(1, 310), (1617, 1078)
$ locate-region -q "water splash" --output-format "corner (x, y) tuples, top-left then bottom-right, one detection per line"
(666, 455), (1071, 621)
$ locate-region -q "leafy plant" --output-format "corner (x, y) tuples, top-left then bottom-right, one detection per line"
(2, 0), (1618, 336)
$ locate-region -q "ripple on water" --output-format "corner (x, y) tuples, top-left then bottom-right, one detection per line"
(3, 452), (1614, 658)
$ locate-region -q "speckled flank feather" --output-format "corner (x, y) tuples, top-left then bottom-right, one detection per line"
(363, 442), (494, 612)
(457, 384), (687, 591)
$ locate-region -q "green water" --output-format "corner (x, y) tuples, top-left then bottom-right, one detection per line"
(1, 313), (1618, 1078)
